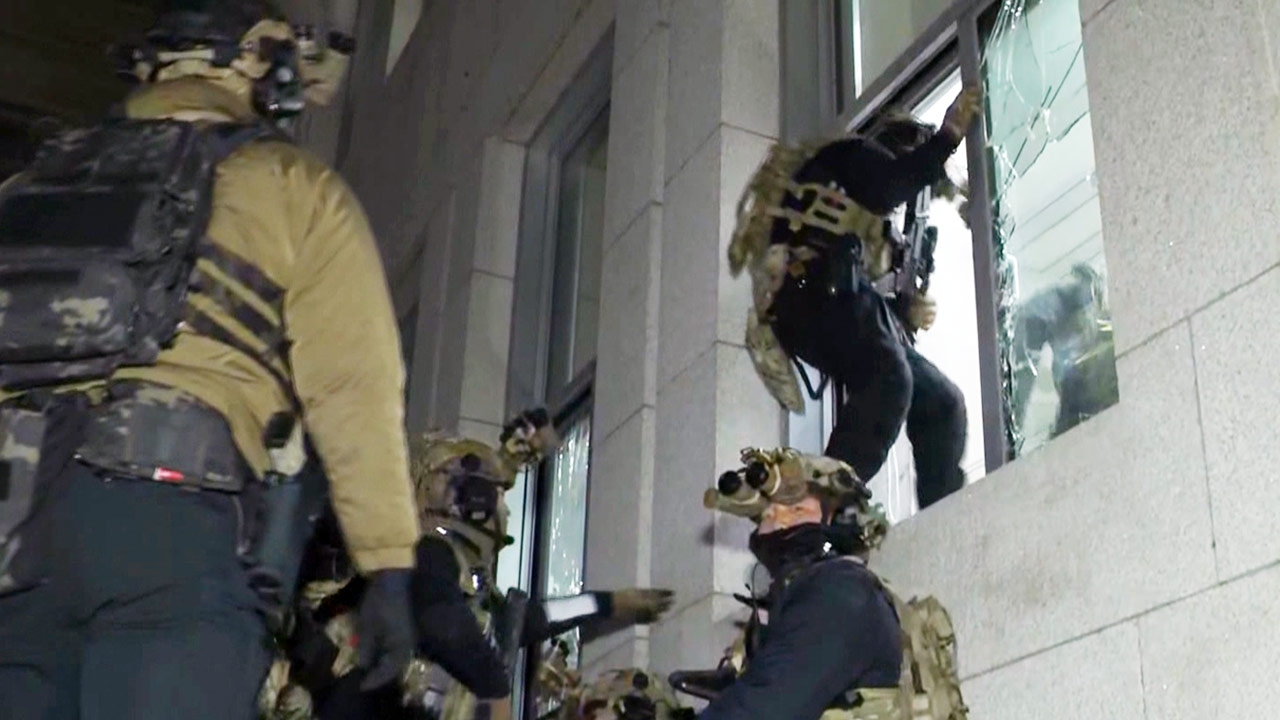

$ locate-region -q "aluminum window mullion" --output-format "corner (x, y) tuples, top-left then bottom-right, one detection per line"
(958, 5), (1009, 470)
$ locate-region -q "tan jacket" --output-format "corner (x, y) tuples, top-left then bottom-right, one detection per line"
(3, 77), (419, 571)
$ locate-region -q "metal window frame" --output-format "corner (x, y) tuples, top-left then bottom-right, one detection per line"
(789, 0), (1010, 471)
(507, 30), (613, 720)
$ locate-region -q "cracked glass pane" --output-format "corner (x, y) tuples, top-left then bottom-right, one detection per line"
(981, 0), (1119, 457)
(539, 415), (591, 680)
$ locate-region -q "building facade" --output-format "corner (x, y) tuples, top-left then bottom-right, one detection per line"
(329, 1), (1280, 717)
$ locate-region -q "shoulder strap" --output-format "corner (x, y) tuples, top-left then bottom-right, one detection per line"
(204, 122), (290, 164)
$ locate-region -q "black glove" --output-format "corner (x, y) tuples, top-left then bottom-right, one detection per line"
(357, 568), (416, 691)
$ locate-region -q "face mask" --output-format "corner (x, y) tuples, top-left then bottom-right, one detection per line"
(748, 523), (831, 576)
(453, 474), (499, 524)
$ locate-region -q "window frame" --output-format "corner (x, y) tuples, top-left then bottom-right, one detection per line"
(789, 0), (1011, 471)
(506, 30), (614, 720)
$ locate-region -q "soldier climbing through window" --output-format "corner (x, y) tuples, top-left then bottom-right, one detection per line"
(728, 87), (981, 508)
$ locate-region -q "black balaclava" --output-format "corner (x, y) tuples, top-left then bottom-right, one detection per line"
(748, 523), (833, 579)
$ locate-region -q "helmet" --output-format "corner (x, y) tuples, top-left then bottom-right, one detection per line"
(410, 407), (560, 546)
(576, 669), (686, 720)
(412, 434), (512, 527)
(705, 447), (888, 551)
(868, 109), (935, 157)
(117, 0), (354, 118)
(499, 407), (560, 467)
(147, 0), (287, 58)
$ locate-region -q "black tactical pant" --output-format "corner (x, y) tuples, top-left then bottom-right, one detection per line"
(0, 423), (271, 719)
(771, 276), (967, 509)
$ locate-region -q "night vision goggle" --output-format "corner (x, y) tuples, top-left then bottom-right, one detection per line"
(115, 18), (355, 112)
(704, 447), (869, 520)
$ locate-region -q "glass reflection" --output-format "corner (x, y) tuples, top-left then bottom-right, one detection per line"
(982, 0), (1119, 456)
(536, 413), (591, 720)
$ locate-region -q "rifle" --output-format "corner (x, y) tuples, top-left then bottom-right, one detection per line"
(491, 587), (531, 675)
(890, 185), (939, 340)
(668, 666), (738, 702)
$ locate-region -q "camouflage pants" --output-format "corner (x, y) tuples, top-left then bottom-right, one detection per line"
(0, 458), (272, 719)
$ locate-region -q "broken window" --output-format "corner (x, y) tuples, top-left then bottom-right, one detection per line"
(981, 0), (1118, 457)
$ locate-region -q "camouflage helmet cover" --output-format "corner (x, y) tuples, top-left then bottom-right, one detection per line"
(705, 447), (889, 550)
(122, 0), (352, 109)
(410, 408), (560, 537)
(576, 669), (686, 720)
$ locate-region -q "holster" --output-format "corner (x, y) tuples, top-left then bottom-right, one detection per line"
(244, 414), (327, 631)
(791, 236), (863, 297)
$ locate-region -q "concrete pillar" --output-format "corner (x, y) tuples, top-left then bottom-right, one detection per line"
(647, 0), (785, 679)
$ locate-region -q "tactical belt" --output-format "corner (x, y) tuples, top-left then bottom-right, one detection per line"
(76, 380), (251, 492)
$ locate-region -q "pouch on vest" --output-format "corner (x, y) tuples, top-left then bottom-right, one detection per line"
(0, 393), (89, 597)
(0, 120), (278, 390)
(0, 405), (48, 595)
(76, 380), (250, 492)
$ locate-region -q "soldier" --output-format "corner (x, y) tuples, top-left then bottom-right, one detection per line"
(0, 2), (420, 717)
(264, 409), (675, 720)
(728, 89), (981, 509)
(677, 448), (966, 720)
(1009, 263), (1117, 446)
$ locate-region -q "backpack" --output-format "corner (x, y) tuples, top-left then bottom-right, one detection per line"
(887, 592), (968, 720)
(0, 119), (281, 390)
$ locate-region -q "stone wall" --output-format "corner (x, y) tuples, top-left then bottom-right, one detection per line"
(874, 1), (1280, 717)
(342, 0), (1280, 714)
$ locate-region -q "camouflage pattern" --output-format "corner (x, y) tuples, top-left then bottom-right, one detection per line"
(0, 405), (47, 595)
(821, 689), (904, 720)
(575, 669), (687, 720)
(744, 263), (805, 414)
(0, 119), (217, 389)
(887, 593), (967, 720)
(538, 645), (689, 720)
(705, 447), (889, 547)
(413, 408), (559, 553)
(257, 578), (360, 720)
(258, 658), (313, 720)
(294, 26), (354, 107)
(77, 380), (246, 491)
(709, 565), (967, 720)
(259, 410), (559, 720)
(727, 139), (896, 412)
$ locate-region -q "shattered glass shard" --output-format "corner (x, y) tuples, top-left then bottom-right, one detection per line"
(980, 0), (1119, 458)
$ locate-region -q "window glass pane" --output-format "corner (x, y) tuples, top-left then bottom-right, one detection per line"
(548, 114), (610, 394)
(497, 468), (532, 720)
(572, 129), (608, 378)
(848, 0), (953, 96)
(496, 468), (533, 594)
(982, 0), (1119, 457)
(540, 415), (591, 661)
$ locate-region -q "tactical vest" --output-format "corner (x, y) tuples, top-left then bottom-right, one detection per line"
(729, 141), (894, 414)
(0, 119), (293, 400)
(413, 521), (502, 720)
(724, 560), (967, 720)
